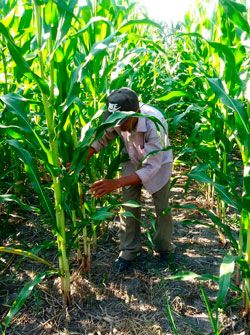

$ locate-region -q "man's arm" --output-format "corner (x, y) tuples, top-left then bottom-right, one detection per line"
(87, 146), (97, 161)
(91, 173), (141, 198)
(91, 128), (117, 153)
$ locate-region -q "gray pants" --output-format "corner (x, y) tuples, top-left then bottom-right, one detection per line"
(119, 180), (173, 261)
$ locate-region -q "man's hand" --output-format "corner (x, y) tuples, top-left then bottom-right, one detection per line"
(91, 179), (120, 198)
(91, 173), (142, 198)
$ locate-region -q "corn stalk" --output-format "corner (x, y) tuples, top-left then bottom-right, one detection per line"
(33, 0), (71, 305)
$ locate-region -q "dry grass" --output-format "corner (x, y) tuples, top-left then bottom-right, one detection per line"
(0, 171), (248, 335)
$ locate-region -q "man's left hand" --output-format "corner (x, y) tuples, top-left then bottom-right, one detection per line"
(91, 179), (119, 198)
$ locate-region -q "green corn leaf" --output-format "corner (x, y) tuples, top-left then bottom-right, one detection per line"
(189, 170), (240, 210)
(53, 0), (78, 20)
(173, 104), (203, 128)
(0, 93), (50, 159)
(177, 33), (241, 93)
(200, 287), (219, 335)
(165, 297), (178, 335)
(71, 16), (113, 38)
(207, 77), (249, 138)
(91, 208), (114, 221)
(242, 194), (250, 212)
(165, 271), (240, 293)
(0, 246), (55, 268)
(120, 200), (141, 208)
(44, 0), (58, 26)
(119, 18), (162, 33)
(61, 30), (116, 111)
(216, 254), (237, 308)
(120, 211), (142, 223)
(0, 125), (24, 139)
(157, 91), (190, 102)
(51, 0), (80, 56)
(169, 203), (238, 252)
(7, 140), (55, 221)
(202, 210), (238, 251)
(0, 194), (34, 211)
(208, 42), (237, 93)
(3, 271), (56, 332)
(236, 257), (250, 279)
(220, 0), (250, 33)
(121, 211), (137, 219)
(18, 8), (33, 32)
(166, 271), (218, 282)
(0, 22), (49, 95)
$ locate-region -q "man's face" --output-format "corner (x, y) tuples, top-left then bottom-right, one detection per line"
(118, 117), (138, 132)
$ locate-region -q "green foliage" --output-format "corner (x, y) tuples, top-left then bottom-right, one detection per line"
(0, 0), (250, 327)
(1, 270), (56, 334)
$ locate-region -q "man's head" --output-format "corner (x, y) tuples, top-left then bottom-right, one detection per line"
(106, 88), (140, 131)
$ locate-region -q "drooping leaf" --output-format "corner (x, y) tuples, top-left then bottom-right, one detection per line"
(0, 194), (33, 211)
(119, 18), (162, 33)
(7, 140), (55, 221)
(0, 247), (55, 268)
(0, 22), (49, 95)
(3, 271), (56, 332)
(207, 77), (249, 139)
(0, 93), (50, 159)
(165, 271), (240, 292)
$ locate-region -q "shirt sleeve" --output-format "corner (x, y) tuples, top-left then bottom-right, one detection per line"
(135, 119), (166, 184)
(91, 128), (117, 152)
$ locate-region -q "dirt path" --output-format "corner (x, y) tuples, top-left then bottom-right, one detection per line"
(0, 170), (247, 335)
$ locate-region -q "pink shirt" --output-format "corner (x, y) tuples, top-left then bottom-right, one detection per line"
(91, 104), (173, 194)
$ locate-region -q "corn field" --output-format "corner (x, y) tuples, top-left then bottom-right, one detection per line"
(0, 0), (249, 334)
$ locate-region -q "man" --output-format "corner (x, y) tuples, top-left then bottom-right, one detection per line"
(89, 88), (174, 272)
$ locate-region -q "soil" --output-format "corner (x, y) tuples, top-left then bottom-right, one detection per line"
(0, 167), (249, 335)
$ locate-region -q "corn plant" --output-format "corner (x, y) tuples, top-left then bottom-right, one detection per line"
(1, 1), (249, 333)
(160, 0), (250, 316)
(0, 0), (168, 315)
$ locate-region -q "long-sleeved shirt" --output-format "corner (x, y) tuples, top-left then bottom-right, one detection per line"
(91, 103), (173, 194)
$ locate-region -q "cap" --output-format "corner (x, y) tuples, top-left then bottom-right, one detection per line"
(106, 88), (139, 113)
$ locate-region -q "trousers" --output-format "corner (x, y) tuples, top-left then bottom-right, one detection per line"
(119, 180), (173, 261)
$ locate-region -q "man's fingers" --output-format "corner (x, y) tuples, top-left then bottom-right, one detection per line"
(92, 180), (104, 187)
(91, 184), (105, 195)
(93, 188), (104, 196)
(93, 189), (108, 198)
(91, 179), (115, 197)
(91, 184), (104, 193)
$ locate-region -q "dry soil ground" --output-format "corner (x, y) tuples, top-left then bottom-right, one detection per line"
(0, 168), (249, 335)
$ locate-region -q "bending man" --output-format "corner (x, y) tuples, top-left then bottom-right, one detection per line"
(89, 87), (174, 272)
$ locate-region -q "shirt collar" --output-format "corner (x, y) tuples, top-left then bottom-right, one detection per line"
(135, 102), (147, 132)
(135, 115), (147, 132)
